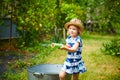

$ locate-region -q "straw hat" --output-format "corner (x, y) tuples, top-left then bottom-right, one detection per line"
(64, 18), (84, 35)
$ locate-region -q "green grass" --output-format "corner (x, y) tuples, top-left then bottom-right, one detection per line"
(1, 34), (120, 80)
(44, 34), (120, 80)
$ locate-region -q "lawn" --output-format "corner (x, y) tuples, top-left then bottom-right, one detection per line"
(1, 34), (120, 80)
(44, 34), (120, 80)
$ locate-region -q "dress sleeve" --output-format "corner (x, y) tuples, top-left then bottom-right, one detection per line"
(76, 36), (82, 47)
(66, 36), (71, 43)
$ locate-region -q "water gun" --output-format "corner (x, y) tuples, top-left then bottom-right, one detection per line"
(51, 43), (71, 48)
(51, 43), (63, 48)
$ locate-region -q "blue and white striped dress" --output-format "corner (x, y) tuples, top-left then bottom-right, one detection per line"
(61, 36), (87, 74)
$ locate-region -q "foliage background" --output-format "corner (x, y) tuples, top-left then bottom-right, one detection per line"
(0, 0), (120, 47)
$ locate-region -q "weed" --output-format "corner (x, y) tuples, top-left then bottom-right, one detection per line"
(102, 38), (120, 56)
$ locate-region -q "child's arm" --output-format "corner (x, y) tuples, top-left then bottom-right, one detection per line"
(60, 42), (79, 53)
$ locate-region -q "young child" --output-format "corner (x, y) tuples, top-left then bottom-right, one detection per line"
(59, 18), (87, 80)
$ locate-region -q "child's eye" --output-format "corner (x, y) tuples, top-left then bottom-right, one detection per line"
(69, 28), (72, 30)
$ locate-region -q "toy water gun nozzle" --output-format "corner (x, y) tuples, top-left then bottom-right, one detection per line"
(51, 43), (63, 48)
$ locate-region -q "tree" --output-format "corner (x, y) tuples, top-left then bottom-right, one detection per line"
(1, 0), (57, 47)
(103, 0), (120, 34)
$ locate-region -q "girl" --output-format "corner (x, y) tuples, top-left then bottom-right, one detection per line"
(59, 18), (87, 80)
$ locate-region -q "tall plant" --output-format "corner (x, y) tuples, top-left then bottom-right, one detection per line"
(104, 0), (120, 34)
(60, 2), (84, 24)
(96, 0), (120, 34)
(0, 0), (57, 47)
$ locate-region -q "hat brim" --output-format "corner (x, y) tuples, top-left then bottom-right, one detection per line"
(64, 22), (84, 33)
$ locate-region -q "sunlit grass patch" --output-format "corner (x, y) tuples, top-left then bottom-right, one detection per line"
(45, 34), (120, 80)
(79, 35), (120, 80)
(2, 34), (119, 80)
(45, 49), (67, 64)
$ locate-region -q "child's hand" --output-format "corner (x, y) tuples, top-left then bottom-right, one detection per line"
(60, 45), (66, 50)
(60, 44), (71, 50)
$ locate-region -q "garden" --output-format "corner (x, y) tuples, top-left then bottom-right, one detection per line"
(0, 0), (120, 80)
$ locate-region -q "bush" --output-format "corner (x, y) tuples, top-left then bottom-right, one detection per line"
(1, 41), (54, 80)
(2, 69), (27, 80)
(102, 38), (120, 56)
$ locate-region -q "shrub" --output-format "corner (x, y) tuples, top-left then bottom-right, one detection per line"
(102, 38), (120, 56)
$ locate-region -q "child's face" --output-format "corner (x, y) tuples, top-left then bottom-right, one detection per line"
(68, 25), (79, 37)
